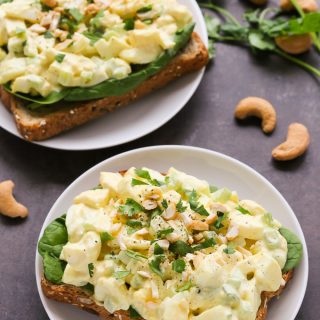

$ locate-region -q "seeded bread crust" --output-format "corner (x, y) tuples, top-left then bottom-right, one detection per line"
(0, 32), (208, 141)
(41, 270), (293, 320)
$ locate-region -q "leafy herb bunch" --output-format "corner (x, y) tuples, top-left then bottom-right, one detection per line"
(200, 0), (320, 77)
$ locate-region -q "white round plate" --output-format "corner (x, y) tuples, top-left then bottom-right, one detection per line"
(0, 0), (207, 151)
(35, 145), (308, 320)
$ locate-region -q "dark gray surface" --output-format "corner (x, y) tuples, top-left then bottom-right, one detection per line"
(0, 2), (319, 320)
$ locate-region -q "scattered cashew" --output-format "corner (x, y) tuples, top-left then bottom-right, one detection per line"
(234, 97), (277, 133)
(275, 34), (312, 55)
(226, 225), (239, 240)
(162, 203), (178, 220)
(272, 123), (310, 161)
(249, 0), (268, 5)
(280, 0), (318, 12)
(190, 220), (209, 231)
(0, 180), (28, 218)
(142, 199), (157, 210)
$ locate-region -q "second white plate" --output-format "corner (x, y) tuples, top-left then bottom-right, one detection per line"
(35, 145), (308, 320)
(0, 0), (207, 150)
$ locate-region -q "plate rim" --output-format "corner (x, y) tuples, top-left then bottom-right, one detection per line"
(0, 0), (208, 151)
(35, 145), (309, 320)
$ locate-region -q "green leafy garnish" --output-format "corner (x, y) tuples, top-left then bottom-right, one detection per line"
(236, 205), (251, 215)
(176, 281), (193, 292)
(279, 227), (303, 273)
(209, 185), (219, 193)
(81, 283), (94, 294)
(176, 199), (187, 213)
(149, 255), (164, 277)
(154, 243), (164, 255)
(126, 220), (143, 228)
(120, 199), (144, 217)
(262, 212), (275, 227)
(100, 231), (114, 242)
(131, 178), (148, 186)
(161, 199), (168, 209)
(55, 54), (66, 63)
(200, 2), (320, 78)
(172, 259), (186, 273)
(187, 190), (209, 216)
(129, 306), (142, 319)
(125, 250), (148, 261)
(192, 238), (216, 251)
(113, 270), (130, 279)
(88, 263), (94, 277)
(157, 228), (174, 239)
(0, 0), (13, 4)
(135, 168), (163, 186)
(169, 240), (193, 256)
(223, 243), (236, 254)
(213, 211), (226, 229)
(124, 18), (135, 30)
(44, 31), (54, 39)
(137, 5), (153, 13)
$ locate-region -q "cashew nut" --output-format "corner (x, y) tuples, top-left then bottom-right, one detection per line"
(280, 0), (318, 12)
(249, 0), (268, 5)
(234, 97), (277, 133)
(272, 123), (310, 161)
(0, 180), (28, 218)
(42, 0), (57, 8)
(162, 203), (178, 220)
(275, 34), (312, 55)
(190, 220), (209, 231)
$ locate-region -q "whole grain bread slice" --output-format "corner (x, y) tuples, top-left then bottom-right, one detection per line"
(0, 32), (208, 141)
(41, 270), (293, 320)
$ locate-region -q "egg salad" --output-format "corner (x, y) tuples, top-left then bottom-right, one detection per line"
(0, 0), (193, 97)
(49, 167), (291, 320)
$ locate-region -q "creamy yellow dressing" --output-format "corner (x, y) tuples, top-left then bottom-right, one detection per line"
(0, 0), (192, 96)
(59, 167), (288, 320)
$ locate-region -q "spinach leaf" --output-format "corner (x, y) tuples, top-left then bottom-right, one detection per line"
(38, 215), (68, 258)
(38, 215), (68, 284)
(172, 259), (186, 273)
(42, 252), (66, 284)
(279, 227), (303, 273)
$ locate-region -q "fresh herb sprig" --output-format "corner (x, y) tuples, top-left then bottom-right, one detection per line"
(200, 1), (320, 78)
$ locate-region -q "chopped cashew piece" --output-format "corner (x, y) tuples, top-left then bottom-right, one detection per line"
(0, 180), (28, 218)
(275, 34), (312, 55)
(280, 0), (318, 12)
(272, 123), (310, 161)
(190, 220), (209, 231)
(234, 97), (277, 133)
(162, 203), (178, 220)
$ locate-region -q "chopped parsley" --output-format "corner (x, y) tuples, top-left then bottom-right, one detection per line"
(172, 259), (186, 273)
(126, 220), (143, 228)
(88, 263), (94, 277)
(192, 238), (216, 251)
(236, 205), (251, 215)
(176, 199), (187, 213)
(213, 211), (226, 229)
(134, 168), (164, 187)
(187, 190), (209, 216)
(161, 199), (168, 209)
(169, 240), (193, 256)
(100, 231), (114, 242)
(137, 4), (153, 13)
(149, 255), (164, 277)
(119, 198), (144, 217)
(154, 243), (164, 255)
(55, 54), (65, 63)
(82, 30), (104, 44)
(113, 270), (130, 279)
(124, 18), (135, 31)
(125, 250), (147, 261)
(157, 227), (174, 239)
(131, 178), (148, 186)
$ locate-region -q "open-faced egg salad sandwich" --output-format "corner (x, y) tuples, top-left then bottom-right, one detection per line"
(38, 167), (303, 320)
(0, 0), (208, 141)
